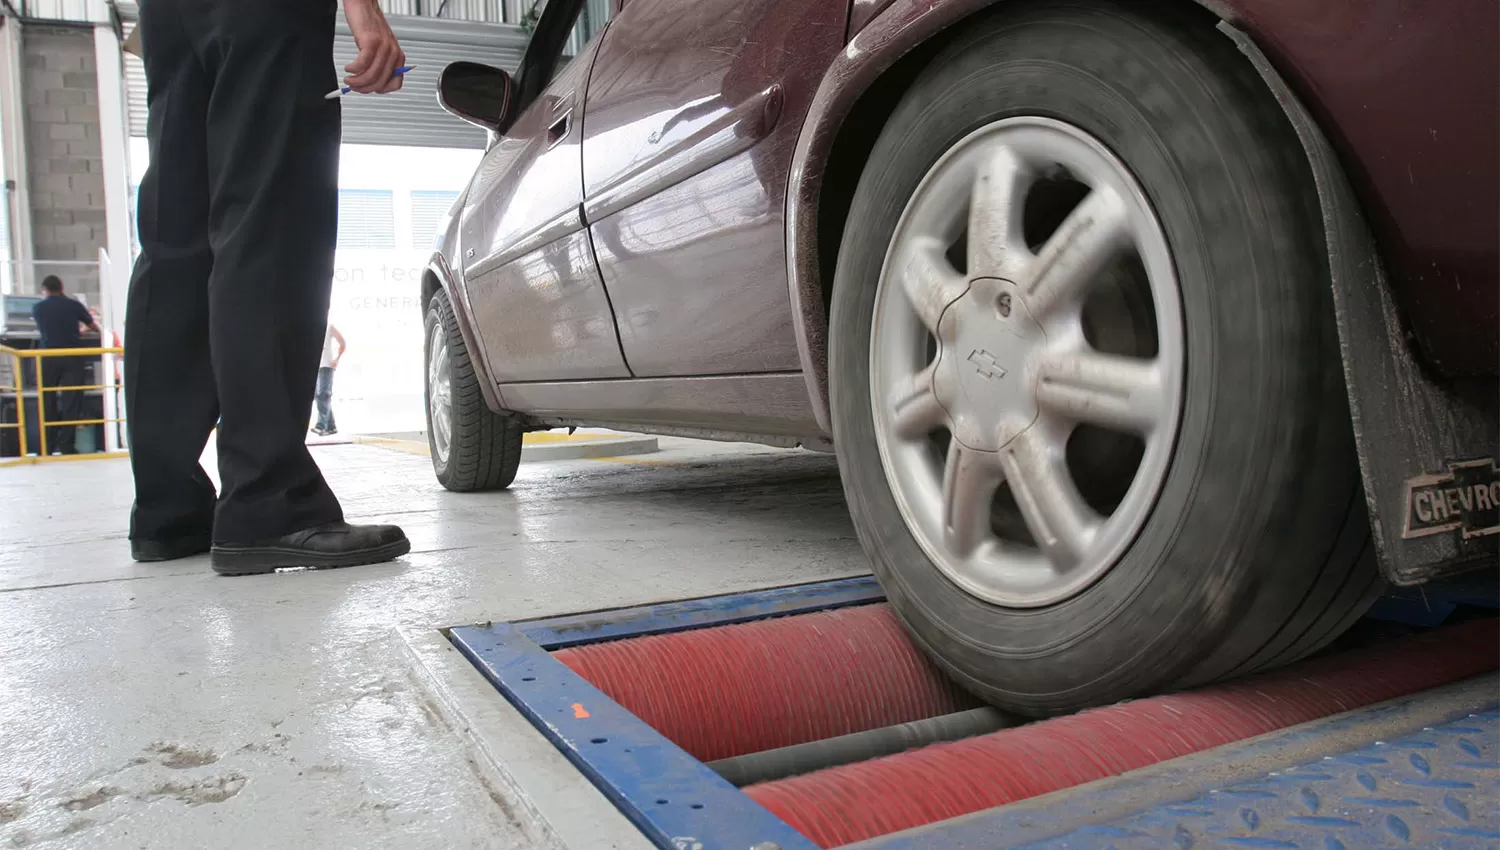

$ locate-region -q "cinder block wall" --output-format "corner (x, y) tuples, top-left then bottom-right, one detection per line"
(23, 24), (104, 301)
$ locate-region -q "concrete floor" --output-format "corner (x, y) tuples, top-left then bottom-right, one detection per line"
(0, 439), (866, 849)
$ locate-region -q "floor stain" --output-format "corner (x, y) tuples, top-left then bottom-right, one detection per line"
(147, 742), (220, 770)
(59, 786), (121, 812)
(139, 773), (246, 806)
(415, 695), (444, 730)
(0, 799), (26, 823)
(467, 757), (527, 834)
(235, 732), (290, 756)
(57, 817), (96, 836)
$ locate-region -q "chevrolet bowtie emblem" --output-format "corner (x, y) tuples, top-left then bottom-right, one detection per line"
(968, 349), (1006, 380)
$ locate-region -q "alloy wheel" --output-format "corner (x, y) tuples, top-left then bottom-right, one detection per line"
(870, 116), (1185, 608)
(427, 322), (454, 465)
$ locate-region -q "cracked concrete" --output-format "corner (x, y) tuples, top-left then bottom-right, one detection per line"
(0, 438), (864, 848)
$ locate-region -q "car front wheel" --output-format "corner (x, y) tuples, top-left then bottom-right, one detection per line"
(828, 1), (1379, 716)
(424, 287), (524, 492)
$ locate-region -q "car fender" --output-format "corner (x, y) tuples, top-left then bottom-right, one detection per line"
(425, 249), (507, 414)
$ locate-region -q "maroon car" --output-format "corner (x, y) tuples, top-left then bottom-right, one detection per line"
(421, 0), (1498, 714)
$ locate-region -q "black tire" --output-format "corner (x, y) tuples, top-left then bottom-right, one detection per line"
(828, 1), (1380, 715)
(424, 287), (523, 492)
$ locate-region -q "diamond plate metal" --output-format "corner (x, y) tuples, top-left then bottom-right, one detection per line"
(1028, 711), (1499, 849)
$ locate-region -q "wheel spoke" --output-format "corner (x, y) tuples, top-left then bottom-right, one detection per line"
(1022, 188), (1129, 318)
(901, 238), (967, 331)
(1034, 350), (1165, 434)
(998, 429), (1097, 570)
(967, 144), (1029, 279)
(941, 441), (1002, 556)
(888, 363), (945, 441)
(429, 341), (446, 389)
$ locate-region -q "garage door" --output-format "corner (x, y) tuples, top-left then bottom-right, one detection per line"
(124, 15), (528, 149)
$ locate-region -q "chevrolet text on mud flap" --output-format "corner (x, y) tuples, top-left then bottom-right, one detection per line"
(1402, 458), (1500, 541)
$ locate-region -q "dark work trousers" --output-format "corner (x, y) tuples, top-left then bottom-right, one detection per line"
(42, 356), (87, 454)
(125, 0), (344, 544)
(313, 366), (336, 433)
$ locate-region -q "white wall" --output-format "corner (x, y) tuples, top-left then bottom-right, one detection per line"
(128, 140), (482, 435)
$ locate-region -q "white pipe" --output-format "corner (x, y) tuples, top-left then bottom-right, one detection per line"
(0, 18), (35, 295)
(93, 21), (131, 451)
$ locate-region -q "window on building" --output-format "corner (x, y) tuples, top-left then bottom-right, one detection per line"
(409, 190), (460, 249)
(337, 189), (397, 250)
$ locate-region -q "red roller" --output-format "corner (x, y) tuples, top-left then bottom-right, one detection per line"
(745, 618), (1500, 848)
(552, 604), (980, 762)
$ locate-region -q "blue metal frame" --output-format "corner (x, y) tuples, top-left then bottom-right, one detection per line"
(449, 579), (878, 850)
(451, 576), (1497, 850)
(1364, 575), (1500, 628)
(518, 575), (884, 649)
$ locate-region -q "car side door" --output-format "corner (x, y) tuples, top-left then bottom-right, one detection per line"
(578, 0), (848, 377)
(458, 1), (628, 383)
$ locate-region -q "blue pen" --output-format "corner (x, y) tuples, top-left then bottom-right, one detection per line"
(325, 65), (413, 99)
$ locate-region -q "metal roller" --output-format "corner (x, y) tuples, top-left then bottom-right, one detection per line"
(744, 618), (1500, 848)
(708, 707), (1013, 787)
(551, 604), (982, 762)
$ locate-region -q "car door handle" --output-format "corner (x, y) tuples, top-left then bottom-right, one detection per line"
(547, 108), (572, 149)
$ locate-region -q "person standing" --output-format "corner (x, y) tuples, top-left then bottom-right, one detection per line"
(125, 0), (412, 574)
(312, 324), (345, 437)
(31, 275), (101, 455)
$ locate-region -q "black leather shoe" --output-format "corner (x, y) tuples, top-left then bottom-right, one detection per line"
(131, 534), (212, 563)
(210, 522), (410, 576)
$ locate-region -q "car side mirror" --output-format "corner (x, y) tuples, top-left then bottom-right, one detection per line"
(438, 62), (514, 134)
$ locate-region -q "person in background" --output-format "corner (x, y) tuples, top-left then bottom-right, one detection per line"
(31, 275), (100, 455)
(124, 0), (411, 574)
(312, 324), (346, 437)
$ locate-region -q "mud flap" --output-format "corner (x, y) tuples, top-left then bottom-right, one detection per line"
(1220, 22), (1498, 585)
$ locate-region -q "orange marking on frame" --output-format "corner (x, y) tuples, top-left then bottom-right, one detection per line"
(572, 703), (590, 719)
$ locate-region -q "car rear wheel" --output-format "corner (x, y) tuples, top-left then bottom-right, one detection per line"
(424, 287), (523, 492)
(828, 1), (1379, 715)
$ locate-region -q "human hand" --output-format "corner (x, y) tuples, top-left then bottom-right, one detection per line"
(343, 0), (405, 94)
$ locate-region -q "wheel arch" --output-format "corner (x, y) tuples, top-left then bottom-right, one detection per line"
(423, 253), (508, 413)
(790, 0), (1265, 435)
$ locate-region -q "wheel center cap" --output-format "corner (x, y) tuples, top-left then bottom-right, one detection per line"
(933, 278), (1045, 452)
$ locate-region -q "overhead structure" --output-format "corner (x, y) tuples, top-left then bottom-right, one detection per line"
(118, 7), (530, 149)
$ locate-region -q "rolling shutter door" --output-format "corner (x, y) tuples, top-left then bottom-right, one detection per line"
(124, 15), (527, 149)
(336, 190), (398, 249)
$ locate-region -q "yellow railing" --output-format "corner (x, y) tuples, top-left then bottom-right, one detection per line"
(0, 344), (127, 467)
